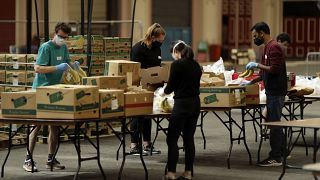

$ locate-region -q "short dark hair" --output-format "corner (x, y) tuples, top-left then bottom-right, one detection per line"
(55, 22), (71, 34)
(170, 40), (194, 60)
(251, 22), (270, 34)
(276, 32), (291, 44)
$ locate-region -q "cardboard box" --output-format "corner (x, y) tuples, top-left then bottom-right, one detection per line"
(36, 84), (99, 119)
(26, 71), (35, 86)
(200, 86), (246, 107)
(124, 90), (153, 116)
(6, 62), (26, 71)
(6, 71), (26, 85)
(119, 37), (131, 48)
(69, 54), (87, 66)
(104, 60), (141, 86)
(0, 70), (5, 84)
(287, 72), (296, 90)
(1, 91), (36, 118)
(0, 54), (5, 70)
(99, 89), (124, 118)
(26, 54), (37, 63)
(82, 76), (127, 89)
(66, 35), (85, 51)
(140, 66), (169, 86)
(104, 37), (119, 48)
(26, 54), (36, 71)
(6, 54), (27, 63)
(0, 86), (5, 100)
(90, 68), (104, 76)
(245, 84), (260, 104)
(200, 72), (225, 87)
(4, 86), (26, 92)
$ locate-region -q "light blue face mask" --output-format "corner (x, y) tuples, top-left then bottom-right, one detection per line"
(54, 35), (66, 46)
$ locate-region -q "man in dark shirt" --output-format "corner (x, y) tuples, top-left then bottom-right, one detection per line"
(130, 23), (166, 155)
(245, 22), (287, 167)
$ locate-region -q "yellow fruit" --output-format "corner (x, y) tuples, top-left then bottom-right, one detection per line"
(244, 69), (254, 78)
(160, 98), (172, 113)
(62, 68), (81, 85)
(239, 70), (249, 78)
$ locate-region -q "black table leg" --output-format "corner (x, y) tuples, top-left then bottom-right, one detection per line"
(241, 108), (252, 165)
(73, 123), (81, 180)
(118, 118), (127, 180)
(279, 127), (288, 180)
(95, 121), (106, 180)
(1, 124), (12, 177)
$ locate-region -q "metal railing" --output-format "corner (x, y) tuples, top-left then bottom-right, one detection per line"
(305, 52), (320, 77)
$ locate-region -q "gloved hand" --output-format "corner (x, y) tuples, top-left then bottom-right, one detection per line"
(239, 80), (252, 86)
(55, 63), (69, 72)
(246, 62), (258, 70)
(72, 61), (80, 69)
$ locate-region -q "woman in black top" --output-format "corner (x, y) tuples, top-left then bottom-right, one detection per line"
(163, 40), (202, 180)
(130, 23), (166, 155)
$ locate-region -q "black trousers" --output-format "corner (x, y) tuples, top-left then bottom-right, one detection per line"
(130, 117), (152, 144)
(166, 96), (200, 173)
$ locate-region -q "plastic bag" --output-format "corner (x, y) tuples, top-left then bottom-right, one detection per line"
(153, 86), (174, 113)
(202, 57), (225, 74)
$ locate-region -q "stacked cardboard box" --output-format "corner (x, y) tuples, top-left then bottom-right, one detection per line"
(104, 60), (141, 86)
(6, 71), (26, 86)
(118, 38), (131, 60)
(124, 90), (153, 116)
(4, 86), (26, 92)
(82, 76), (127, 89)
(200, 86), (246, 107)
(99, 89), (124, 118)
(0, 54), (6, 70)
(1, 91), (36, 118)
(36, 84), (99, 119)
(67, 35), (85, 54)
(69, 54), (87, 67)
(90, 54), (105, 76)
(84, 35), (104, 53)
(104, 37), (119, 60)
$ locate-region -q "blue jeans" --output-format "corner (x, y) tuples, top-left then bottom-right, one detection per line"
(266, 95), (285, 160)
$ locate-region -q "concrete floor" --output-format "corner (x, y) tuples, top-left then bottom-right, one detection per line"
(1, 61), (320, 180)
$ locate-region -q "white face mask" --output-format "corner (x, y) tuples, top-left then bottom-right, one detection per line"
(54, 35), (65, 46)
(171, 52), (179, 60)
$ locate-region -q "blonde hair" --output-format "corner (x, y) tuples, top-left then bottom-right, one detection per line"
(142, 23), (166, 49)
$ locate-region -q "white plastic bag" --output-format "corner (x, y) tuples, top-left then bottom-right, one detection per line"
(202, 57), (225, 74)
(153, 86), (174, 113)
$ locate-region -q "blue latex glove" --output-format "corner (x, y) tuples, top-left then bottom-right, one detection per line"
(240, 80), (251, 86)
(73, 61), (80, 69)
(55, 63), (69, 72)
(246, 62), (258, 70)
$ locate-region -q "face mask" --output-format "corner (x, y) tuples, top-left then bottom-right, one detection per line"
(171, 53), (179, 60)
(152, 40), (162, 48)
(54, 35), (65, 46)
(254, 36), (264, 46)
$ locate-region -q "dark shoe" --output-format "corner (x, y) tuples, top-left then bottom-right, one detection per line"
(130, 146), (148, 156)
(177, 176), (192, 180)
(46, 158), (65, 170)
(143, 144), (161, 154)
(257, 157), (282, 167)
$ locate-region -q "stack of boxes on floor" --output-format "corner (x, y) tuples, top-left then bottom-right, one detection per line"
(0, 54), (36, 147)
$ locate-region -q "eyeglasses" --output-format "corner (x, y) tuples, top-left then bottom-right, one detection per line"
(57, 35), (69, 40)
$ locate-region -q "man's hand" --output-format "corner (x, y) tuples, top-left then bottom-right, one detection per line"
(55, 63), (69, 72)
(72, 61), (80, 69)
(246, 62), (258, 70)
